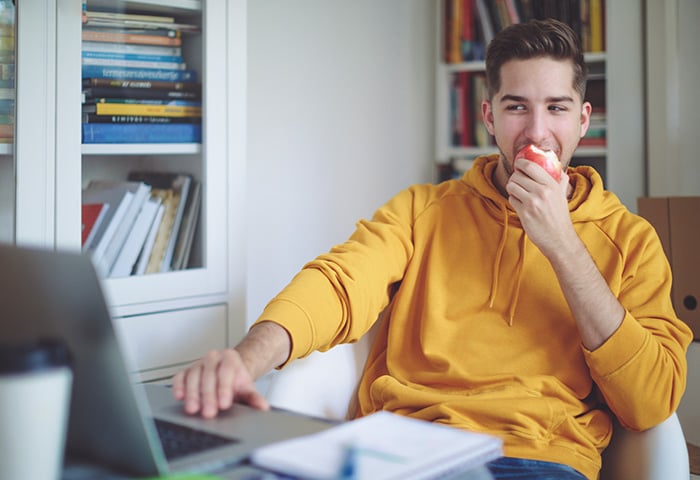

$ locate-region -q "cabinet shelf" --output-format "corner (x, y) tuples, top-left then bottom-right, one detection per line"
(442, 49), (606, 74)
(88, 0), (201, 14)
(82, 143), (201, 155)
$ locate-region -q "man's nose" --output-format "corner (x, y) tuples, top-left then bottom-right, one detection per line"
(524, 109), (549, 144)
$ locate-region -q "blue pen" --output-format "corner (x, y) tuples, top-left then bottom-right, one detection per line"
(338, 444), (357, 480)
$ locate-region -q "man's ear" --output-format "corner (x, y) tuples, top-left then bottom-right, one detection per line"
(482, 100), (495, 136)
(579, 101), (592, 139)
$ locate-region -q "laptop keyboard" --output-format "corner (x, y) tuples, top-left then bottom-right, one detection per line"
(153, 418), (240, 460)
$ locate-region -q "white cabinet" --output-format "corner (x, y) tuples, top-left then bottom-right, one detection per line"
(435, 0), (645, 211)
(6, 0), (247, 380)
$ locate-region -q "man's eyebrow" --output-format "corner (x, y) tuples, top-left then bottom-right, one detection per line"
(546, 95), (575, 103)
(499, 94), (526, 103)
(498, 94), (575, 103)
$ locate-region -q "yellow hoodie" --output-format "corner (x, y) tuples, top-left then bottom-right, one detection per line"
(256, 155), (692, 480)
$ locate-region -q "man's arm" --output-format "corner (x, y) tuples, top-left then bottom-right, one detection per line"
(172, 320), (292, 418)
(507, 158), (624, 349)
(544, 231), (625, 350)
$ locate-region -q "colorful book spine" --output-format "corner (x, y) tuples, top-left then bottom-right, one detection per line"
(82, 87), (200, 101)
(83, 102), (201, 117)
(82, 50), (184, 64)
(82, 77), (200, 91)
(82, 123), (202, 144)
(82, 57), (185, 71)
(81, 65), (196, 82)
(85, 98), (200, 107)
(82, 41), (182, 57)
(82, 29), (182, 46)
(82, 113), (200, 124)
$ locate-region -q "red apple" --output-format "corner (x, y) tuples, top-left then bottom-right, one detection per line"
(516, 145), (562, 180)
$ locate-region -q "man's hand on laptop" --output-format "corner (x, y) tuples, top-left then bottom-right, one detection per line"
(172, 348), (269, 418)
(172, 321), (292, 418)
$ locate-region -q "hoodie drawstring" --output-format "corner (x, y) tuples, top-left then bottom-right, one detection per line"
(488, 206), (527, 326)
(489, 207), (509, 309)
(507, 236), (527, 326)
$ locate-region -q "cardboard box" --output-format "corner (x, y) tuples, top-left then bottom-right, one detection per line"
(638, 197), (700, 340)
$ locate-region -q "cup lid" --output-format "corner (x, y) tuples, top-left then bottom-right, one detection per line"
(0, 339), (71, 374)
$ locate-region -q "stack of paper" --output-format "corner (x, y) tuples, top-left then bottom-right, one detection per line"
(250, 411), (502, 480)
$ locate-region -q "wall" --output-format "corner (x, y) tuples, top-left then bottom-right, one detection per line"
(246, 1), (435, 326)
(645, 0), (700, 445)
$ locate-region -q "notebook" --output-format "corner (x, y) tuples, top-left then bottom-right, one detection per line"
(0, 244), (332, 477)
(251, 411), (503, 480)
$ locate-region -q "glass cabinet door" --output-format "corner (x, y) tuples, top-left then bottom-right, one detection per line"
(56, 0), (228, 308)
(0, 0), (14, 243)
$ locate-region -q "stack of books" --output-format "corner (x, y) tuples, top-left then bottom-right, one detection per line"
(443, 0), (606, 64)
(0, 0), (14, 145)
(82, 171), (201, 278)
(80, 3), (202, 144)
(449, 71), (493, 148)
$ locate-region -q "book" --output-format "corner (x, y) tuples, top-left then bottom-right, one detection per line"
(140, 188), (176, 274)
(82, 77), (200, 92)
(81, 65), (196, 82)
(86, 180), (152, 276)
(81, 186), (135, 275)
(82, 113), (201, 124)
(82, 41), (182, 57)
(134, 200), (165, 276)
(84, 98), (201, 107)
(0, 122), (12, 139)
(82, 87), (200, 102)
(81, 56), (185, 71)
(589, 0), (605, 52)
(81, 203), (109, 248)
(109, 195), (161, 278)
(250, 411), (503, 480)
(84, 10), (175, 24)
(171, 180), (201, 270)
(83, 19), (200, 34)
(82, 50), (184, 64)
(471, 73), (491, 147)
(82, 123), (202, 144)
(474, 0), (495, 47)
(81, 29), (182, 46)
(126, 171), (192, 273)
(81, 101), (201, 117)
(82, 26), (181, 38)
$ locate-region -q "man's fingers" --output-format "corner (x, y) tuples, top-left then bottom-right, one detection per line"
(237, 389), (270, 411)
(183, 362), (203, 415)
(171, 370), (185, 400)
(215, 349), (240, 410)
(173, 348), (265, 418)
(200, 350), (224, 418)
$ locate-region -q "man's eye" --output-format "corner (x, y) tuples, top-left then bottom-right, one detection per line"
(506, 104), (525, 111)
(549, 105), (567, 112)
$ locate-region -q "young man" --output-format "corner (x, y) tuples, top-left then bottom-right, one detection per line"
(173, 19), (692, 480)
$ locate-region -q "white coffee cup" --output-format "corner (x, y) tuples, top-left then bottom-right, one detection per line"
(0, 340), (72, 480)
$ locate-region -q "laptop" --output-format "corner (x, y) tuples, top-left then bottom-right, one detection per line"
(0, 244), (332, 477)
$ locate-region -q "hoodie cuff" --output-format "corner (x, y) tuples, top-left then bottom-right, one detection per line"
(582, 312), (649, 378)
(253, 299), (316, 369)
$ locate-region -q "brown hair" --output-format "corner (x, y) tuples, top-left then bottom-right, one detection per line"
(484, 18), (588, 100)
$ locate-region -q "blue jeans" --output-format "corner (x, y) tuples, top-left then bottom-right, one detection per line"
(486, 457), (587, 480)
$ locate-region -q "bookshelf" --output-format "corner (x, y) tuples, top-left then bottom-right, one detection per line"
(4, 0), (247, 381)
(435, 0), (645, 211)
(0, 0), (13, 244)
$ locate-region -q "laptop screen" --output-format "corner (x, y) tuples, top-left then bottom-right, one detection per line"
(0, 244), (166, 476)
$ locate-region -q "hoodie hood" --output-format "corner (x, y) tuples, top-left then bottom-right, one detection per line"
(461, 155), (627, 325)
(463, 154), (627, 224)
